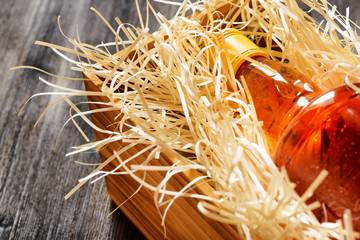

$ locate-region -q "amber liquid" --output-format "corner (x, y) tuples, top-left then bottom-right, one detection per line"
(274, 84), (360, 229)
(236, 57), (360, 230)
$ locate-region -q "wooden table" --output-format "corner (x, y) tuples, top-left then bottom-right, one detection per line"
(0, 0), (358, 239)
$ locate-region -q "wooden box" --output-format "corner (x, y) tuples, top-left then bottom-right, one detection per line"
(83, 75), (239, 239)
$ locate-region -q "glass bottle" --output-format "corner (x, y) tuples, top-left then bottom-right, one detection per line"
(215, 29), (360, 230)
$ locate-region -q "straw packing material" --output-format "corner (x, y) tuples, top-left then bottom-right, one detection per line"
(16, 0), (360, 239)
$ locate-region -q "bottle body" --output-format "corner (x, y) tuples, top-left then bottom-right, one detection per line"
(273, 83), (360, 229)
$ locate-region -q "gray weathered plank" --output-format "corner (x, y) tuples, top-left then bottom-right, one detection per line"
(0, 1), (177, 239)
(0, 0), (358, 239)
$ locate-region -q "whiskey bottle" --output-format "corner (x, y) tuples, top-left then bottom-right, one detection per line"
(214, 29), (360, 230)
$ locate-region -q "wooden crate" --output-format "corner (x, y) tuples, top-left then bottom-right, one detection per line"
(83, 74), (240, 239)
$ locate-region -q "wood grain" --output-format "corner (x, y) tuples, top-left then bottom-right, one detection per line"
(0, 0), (358, 239)
(0, 1), (177, 239)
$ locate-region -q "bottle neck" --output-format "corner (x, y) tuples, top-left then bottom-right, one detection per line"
(235, 56), (321, 154)
(213, 29), (322, 154)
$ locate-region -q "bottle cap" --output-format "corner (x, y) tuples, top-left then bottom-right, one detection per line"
(212, 29), (269, 72)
